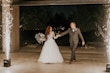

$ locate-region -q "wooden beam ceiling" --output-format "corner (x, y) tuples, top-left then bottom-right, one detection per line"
(12, 0), (109, 6)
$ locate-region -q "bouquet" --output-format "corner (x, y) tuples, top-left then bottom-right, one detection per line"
(35, 33), (46, 44)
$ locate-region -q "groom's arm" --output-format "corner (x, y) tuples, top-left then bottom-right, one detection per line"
(60, 28), (69, 37)
(78, 28), (85, 43)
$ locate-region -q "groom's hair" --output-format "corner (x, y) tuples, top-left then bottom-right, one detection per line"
(70, 22), (76, 24)
(70, 22), (76, 26)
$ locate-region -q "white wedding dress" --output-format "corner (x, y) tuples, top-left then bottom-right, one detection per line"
(38, 31), (64, 63)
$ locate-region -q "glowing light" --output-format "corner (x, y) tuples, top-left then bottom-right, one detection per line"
(106, 4), (110, 62)
(2, 0), (13, 60)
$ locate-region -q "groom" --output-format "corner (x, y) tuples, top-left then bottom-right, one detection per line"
(57, 22), (85, 64)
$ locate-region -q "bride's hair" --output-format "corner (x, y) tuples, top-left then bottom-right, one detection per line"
(45, 26), (52, 39)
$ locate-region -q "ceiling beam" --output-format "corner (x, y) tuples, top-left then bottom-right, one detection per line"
(13, 0), (109, 6)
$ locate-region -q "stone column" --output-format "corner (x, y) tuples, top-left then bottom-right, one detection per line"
(11, 5), (20, 52)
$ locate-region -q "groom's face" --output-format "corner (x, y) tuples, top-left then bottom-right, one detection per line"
(70, 22), (76, 29)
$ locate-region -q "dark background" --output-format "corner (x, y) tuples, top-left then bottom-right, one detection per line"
(20, 4), (106, 46)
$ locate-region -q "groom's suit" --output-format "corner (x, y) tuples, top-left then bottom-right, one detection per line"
(60, 28), (85, 61)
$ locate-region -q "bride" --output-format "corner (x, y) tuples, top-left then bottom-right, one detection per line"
(38, 26), (64, 63)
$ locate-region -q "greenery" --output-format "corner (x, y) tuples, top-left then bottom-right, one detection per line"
(20, 4), (106, 32)
(20, 6), (53, 30)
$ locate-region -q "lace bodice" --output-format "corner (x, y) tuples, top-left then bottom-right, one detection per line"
(47, 31), (55, 39)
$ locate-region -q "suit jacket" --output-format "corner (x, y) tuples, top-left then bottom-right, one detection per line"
(60, 28), (85, 44)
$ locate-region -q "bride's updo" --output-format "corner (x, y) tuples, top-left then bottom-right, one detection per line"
(45, 26), (52, 39)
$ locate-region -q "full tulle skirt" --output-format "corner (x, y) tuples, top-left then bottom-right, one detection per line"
(38, 38), (64, 63)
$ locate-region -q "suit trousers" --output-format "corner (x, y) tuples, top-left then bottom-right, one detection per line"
(70, 42), (78, 61)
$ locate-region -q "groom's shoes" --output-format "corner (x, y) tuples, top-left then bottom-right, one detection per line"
(69, 60), (76, 64)
(73, 60), (76, 62)
(69, 61), (72, 64)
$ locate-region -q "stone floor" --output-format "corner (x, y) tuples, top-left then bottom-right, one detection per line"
(0, 45), (109, 73)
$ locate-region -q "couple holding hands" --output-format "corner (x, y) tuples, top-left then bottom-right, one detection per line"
(38, 22), (85, 64)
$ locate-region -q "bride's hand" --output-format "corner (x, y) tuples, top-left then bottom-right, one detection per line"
(54, 36), (58, 39)
(54, 35), (60, 39)
(57, 34), (61, 37)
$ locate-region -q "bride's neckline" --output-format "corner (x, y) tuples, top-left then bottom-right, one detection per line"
(50, 31), (53, 33)
(48, 31), (53, 35)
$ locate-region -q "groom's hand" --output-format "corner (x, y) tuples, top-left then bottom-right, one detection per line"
(54, 35), (61, 39)
(54, 36), (58, 39)
(57, 34), (61, 37)
(54, 35), (60, 39)
(82, 41), (85, 46)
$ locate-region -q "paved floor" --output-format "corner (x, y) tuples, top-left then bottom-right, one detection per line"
(0, 45), (109, 73)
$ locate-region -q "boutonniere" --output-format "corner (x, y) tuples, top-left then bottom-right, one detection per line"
(72, 28), (77, 32)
